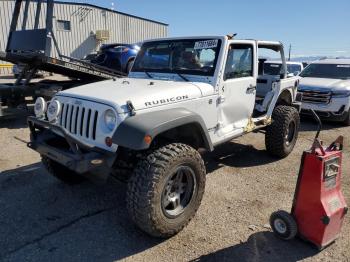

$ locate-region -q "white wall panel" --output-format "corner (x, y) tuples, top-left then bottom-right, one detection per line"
(0, 0), (168, 74)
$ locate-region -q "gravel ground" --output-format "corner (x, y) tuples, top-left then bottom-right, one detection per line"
(0, 78), (349, 261)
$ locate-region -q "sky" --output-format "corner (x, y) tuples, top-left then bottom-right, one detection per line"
(63, 0), (350, 58)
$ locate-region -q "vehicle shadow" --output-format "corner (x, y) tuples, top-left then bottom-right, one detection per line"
(300, 117), (345, 132)
(0, 163), (163, 261)
(0, 114), (30, 129)
(192, 231), (319, 262)
(203, 141), (277, 173)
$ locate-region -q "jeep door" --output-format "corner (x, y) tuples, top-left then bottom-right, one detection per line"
(218, 41), (257, 133)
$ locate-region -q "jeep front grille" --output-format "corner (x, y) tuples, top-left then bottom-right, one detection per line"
(59, 103), (99, 140)
(299, 90), (332, 104)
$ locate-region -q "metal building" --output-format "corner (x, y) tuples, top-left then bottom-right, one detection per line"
(0, 0), (168, 74)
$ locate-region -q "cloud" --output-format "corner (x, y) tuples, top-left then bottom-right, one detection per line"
(335, 50), (348, 53)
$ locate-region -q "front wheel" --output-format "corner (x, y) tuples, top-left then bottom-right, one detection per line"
(265, 105), (300, 158)
(126, 143), (206, 238)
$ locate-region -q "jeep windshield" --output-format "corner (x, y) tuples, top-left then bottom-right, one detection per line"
(300, 63), (350, 79)
(131, 39), (222, 77)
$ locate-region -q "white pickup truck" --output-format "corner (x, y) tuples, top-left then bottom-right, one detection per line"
(28, 35), (301, 237)
(298, 59), (350, 125)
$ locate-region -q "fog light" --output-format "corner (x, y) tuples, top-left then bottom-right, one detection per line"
(105, 137), (113, 147)
(34, 97), (47, 118)
(47, 100), (61, 122)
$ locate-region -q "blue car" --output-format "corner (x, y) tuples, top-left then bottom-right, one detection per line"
(92, 43), (140, 73)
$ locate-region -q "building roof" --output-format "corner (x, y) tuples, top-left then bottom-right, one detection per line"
(55, 1), (168, 26)
(3, 0), (168, 26)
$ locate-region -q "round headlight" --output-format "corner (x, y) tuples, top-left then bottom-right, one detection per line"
(47, 100), (61, 122)
(34, 97), (47, 118)
(104, 109), (117, 131)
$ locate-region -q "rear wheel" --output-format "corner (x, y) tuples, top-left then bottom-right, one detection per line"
(41, 156), (85, 184)
(126, 143), (206, 238)
(270, 210), (298, 240)
(265, 105), (300, 158)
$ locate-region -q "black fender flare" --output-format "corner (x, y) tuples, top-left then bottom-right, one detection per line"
(112, 108), (213, 151)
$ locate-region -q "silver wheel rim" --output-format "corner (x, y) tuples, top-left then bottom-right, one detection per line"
(274, 218), (287, 234)
(285, 121), (296, 146)
(161, 165), (196, 218)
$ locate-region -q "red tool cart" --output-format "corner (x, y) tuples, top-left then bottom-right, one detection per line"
(270, 110), (348, 250)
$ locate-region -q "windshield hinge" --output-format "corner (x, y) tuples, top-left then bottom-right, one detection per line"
(126, 100), (136, 116)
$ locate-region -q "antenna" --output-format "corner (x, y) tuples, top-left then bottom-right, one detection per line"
(288, 44), (292, 61)
(227, 33), (237, 40)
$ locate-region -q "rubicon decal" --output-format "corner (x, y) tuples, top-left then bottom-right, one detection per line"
(145, 95), (189, 107)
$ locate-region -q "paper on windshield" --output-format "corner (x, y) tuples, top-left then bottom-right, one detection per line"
(194, 40), (219, 50)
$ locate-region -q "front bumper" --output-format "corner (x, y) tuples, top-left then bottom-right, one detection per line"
(27, 116), (116, 175)
(300, 97), (350, 122)
(300, 109), (348, 122)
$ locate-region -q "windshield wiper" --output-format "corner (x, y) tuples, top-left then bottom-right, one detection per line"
(175, 72), (189, 82)
(142, 70), (153, 79)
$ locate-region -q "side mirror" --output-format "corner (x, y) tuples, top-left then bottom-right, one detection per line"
(287, 73), (294, 78)
(294, 71), (301, 76)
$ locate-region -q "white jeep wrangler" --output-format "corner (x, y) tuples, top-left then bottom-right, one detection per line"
(28, 36), (301, 238)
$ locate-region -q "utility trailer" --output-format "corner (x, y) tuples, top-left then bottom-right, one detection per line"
(0, 0), (126, 119)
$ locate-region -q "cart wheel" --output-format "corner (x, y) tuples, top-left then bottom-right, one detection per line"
(270, 210), (298, 240)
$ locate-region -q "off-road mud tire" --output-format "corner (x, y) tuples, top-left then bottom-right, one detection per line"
(126, 143), (206, 238)
(265, 105), (300, 158)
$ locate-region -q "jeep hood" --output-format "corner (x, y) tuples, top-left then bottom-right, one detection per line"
(299, 77), (350, 92)
(58, 78), (214, 114)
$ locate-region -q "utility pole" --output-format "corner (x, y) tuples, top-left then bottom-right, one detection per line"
(288, 44), (292, 61)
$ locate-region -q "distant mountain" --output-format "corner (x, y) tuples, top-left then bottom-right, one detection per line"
(290, 56), (350, 62)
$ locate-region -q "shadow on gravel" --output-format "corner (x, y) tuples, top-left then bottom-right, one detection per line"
(0, 163), (163, 261)
(192, 231), (319, 262)
(0, 116), (29, 129)
(204, 141), (277, 172)
(300, 117), (345, 132)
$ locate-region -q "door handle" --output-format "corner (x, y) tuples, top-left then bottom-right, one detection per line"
(246, 85), (256, 93)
